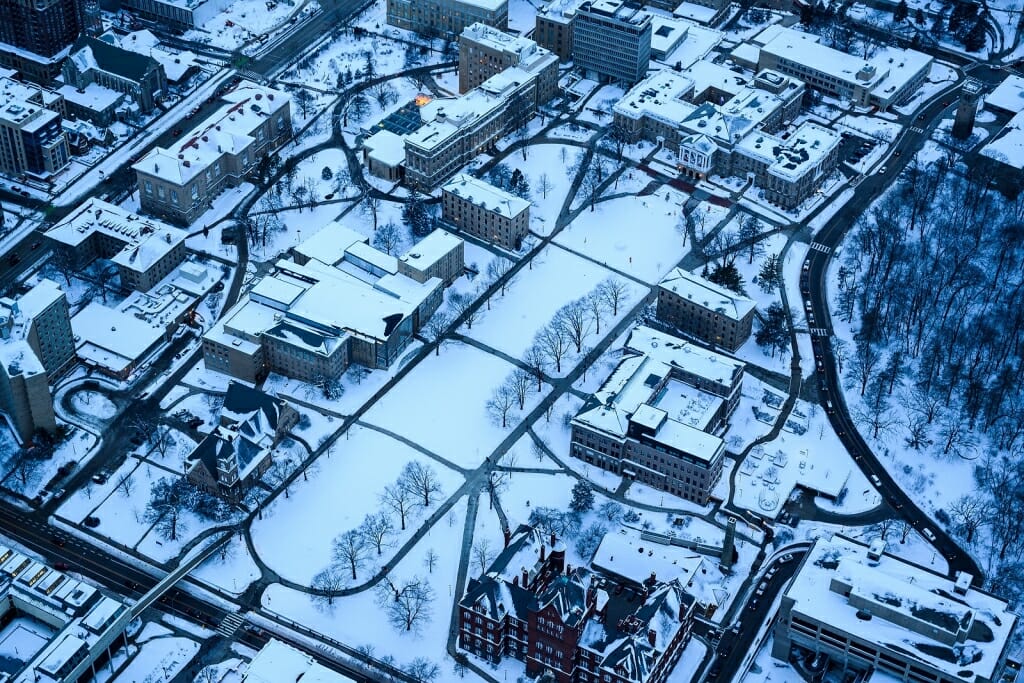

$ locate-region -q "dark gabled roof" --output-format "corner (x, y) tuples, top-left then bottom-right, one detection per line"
(222, 381), (285, 432)
(69, 36), (160, 81)
(460, 574), (536, 621)
(186, 432), (233, 476)
(535, 573), (589, 628)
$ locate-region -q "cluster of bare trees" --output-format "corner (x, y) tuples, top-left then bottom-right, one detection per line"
(317, 461), (445, 591)
(839, 158), (1024, 458)
(527, 278), (631, 375)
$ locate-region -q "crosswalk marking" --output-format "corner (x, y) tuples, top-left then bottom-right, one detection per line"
(810, 327), (830, 337)
(217, 612), (246, 638)
(809, 242), (831, 254)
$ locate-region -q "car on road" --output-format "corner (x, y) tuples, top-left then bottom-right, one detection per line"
(802, 261), (810, 272)
(92, 474), (107, 484)
(766, 567), (778, 579)
(922, 528), (937, 541)
(894, 150), (902, 157)
(747, 598), (759, 610)
(755, 582), (767, 596)
(917, 113), (926, 120)
(878, 166), (888, 175)
(780, 553), (794, 563)
(870, 474), (882, 487)
(825, 399), (834, 413)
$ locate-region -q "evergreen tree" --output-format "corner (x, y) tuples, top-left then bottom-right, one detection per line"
(755, 302), (790, 358)
(569, 481), (595, 513)
(757, 253), (782, 294)
(707, 262), (743, 293)
(963, 17), (986, 51)
(403, 189), (432, 237)
(893, 0), (908, 21)
(509, 169), (531, 200)
(915, 7), (925, 23)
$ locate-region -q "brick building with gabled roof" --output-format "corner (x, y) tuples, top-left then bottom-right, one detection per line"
(458, 524), (697, 683)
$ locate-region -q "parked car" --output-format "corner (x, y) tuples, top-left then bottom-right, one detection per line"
(92, 474), (107, 484)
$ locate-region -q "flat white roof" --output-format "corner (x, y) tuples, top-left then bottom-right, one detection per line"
(736, 121), (841, 181)
(443, 173), (530, 217)
(72, 301), (165, 365)
(244, 639), (356, 682)
(625, 326), (743, 385)
(57, 83), (123, 111)
(761, 34), (884, 89)
(461, 22), (537, 57)
(982, 109), (1024, 169)
(786, 535), (1017, 683)
(659, 267), (756, 320)
(400, 229), (463, 270)
(294, 221), (365, 266)
(363, 129), (407, 167)
(986, 74), (1024, 114)
(592, 527), (704, 585)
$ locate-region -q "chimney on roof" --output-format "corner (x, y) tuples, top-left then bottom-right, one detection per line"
(502, 526), (511, 548)
(522, 567), (529, 587)
(647, 629), (657, 647)
(512, 574), (519, 587)
(183, 160), (190, 167)
(255, 93), (262, 100)
(550, 533), (556, 547)
(268, 93), (274, 100)
(539, 543), (546, 563)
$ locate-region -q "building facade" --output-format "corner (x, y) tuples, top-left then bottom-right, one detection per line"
(398, 229), (465, 285)
(46, 199), (189, 292)
(0, 95), (69, 177)
(572, 0), (652, 85)
(534, 0), (583, 61)
(569, 326), (743, 505)
(0, 280), (73, 442)
(458, 525), (697, 683)
(441, 174), (529, 250)
(387, 0), (508, 38)
(0, 0), (85, 80)
(63, 36), (167, 114)
(774, 535), (1018, 683)
(656, 268), (756, 351)
(458, 23), (559, 105)
(133, 81), (291, 226)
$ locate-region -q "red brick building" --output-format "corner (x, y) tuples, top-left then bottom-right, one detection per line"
(458, 525), (697, 683)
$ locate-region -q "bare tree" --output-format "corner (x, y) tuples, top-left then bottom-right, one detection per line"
(421, 311), (451, 355)
(485, 257), (514, 296)
(151, 424), (174, 459)
(895, 519), (914, 544)
(507, 368), (534, 410)
(449, 291), (480, 329)
(472, 539), (494, 573)
(523, 346), (547, 391)
(401, 461), (443, 508)
(376, 576), (435, 632)
(534, 324), (571, 373)
(381, 482), (418, 531)
(555, 298), (591, 353)
(949, 494), (989, 544)
(423, 548), (439, 573)
(597, 278), (629, 316)
(362, 195), (382, 230)
(311, 565), (347, 605)
(370, 82), (398, 109)
(333, 529), (370, 580)
(487, 384), (516, 429)
(116, 473), (135, 498)
(360, 511), (395, 555)
(372, 220), (403, 255)
(537, 173), (554, 199)
(586, 290), (608, 335)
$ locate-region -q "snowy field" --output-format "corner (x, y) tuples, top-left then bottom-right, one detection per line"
(555, 186), (690, 283)
(362, 342), (541, 468)
(250, 423), (464, 584)
(465, 244), (645, 361)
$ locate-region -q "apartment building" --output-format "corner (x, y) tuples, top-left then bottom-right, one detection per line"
(133, 81), (291, 226)
(119, 0), (233, 30)
(570, 326), (743, 505)
(534, 0), (584, 60)
(0, 0), (86, 80)
(757, 31), (932, 110)
(0, 544), (132, 683)
(458, 22), (559, 105)
(204, 225), (445, 383)
(403, 65), (543, 189)
(458, 524), (697, 683)
(398, 229), (465, 285)
(657, 268), (756, 351)
(0, 280), (73, 442)
(774, 535), (1019, 683)
(0, 88), (69, 177)
(46, 198), (188, 292)
(572, 0), (652, 85)
(387, 0), (507, 37)
(63, 36), (167, 114)
(441, 174), (529, 250)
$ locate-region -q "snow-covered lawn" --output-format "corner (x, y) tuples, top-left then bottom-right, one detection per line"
(523, 143), (583, 236)
(362, 342), (541, 468)
(192, 536), (262, 597)
(466, 245), (645, 361)
(250, 423), (464, 584)
(555, 186), (690, 284)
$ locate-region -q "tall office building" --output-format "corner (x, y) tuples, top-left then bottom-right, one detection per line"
(0, 0), (86, 80)
(572, 0), (652, 85)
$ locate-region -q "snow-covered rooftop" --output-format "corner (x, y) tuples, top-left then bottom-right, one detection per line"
(362, 129), (407, 167)
(73, 301), (165, 372)
(443, 173), (530, 217)
(985, 74), (1024, 114)
(293, 221), (366, 267)
(133, 81), (289, 185)
(736, 121), (841, 181)
(461, 21), (538, 58)
(57, 83), (123, 111)
(760, 34), (885, 89)
(47, 199), (187, 273)
(400, 229), (463, 271)
(592, 527), (704, 586)
(982, 109), (1024, 169)
(869, 47), (933, 104)
(625, 325), (744, 386)
(659, 268), (756, 320)
(786, 535), (1017, 683)
(108, 30), (198, 82)
(244, 639), (356, 682)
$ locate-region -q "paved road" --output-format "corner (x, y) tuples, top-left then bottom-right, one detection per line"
(799, 69), (1000, 583)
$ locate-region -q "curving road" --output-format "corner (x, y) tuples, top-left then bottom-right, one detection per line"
(799, 67), (1010, 585)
